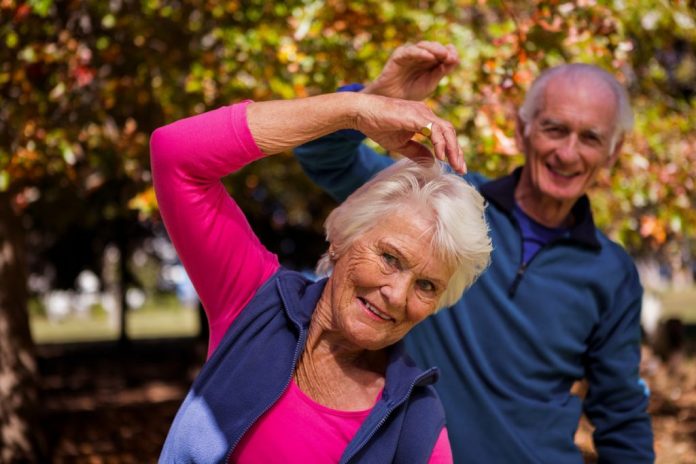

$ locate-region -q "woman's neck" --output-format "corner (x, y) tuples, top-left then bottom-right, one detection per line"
(294, 295), (387, 410)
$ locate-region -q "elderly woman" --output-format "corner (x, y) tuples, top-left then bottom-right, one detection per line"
(151, 92), (491, 463)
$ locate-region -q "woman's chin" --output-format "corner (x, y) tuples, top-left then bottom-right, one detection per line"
(342, 324), (395, 351)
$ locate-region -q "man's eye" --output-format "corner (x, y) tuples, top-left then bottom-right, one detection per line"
(545, 126), (565, 136)
(581, 133), (601, 146)
(416, 280), (435, 293)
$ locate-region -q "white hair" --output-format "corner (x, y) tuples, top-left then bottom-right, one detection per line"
(316, 159), (492, 310)
(518, 63), (633, 151)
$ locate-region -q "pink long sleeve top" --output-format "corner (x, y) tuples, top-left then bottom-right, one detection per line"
(150, 102), (452, 463)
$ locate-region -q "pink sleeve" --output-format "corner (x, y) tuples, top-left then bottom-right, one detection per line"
(150, 102), (280, 358)
(428, 427), (454, 464)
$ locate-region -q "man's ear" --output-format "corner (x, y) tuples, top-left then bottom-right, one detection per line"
(515, 115), (527, 153)
(606, 134), (624, 168)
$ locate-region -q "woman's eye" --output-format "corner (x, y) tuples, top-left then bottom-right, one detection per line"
(416, 280), (435, 293)
(382, 253), (398, 268)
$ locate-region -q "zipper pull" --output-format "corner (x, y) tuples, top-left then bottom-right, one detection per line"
(508, 263), (526, 298)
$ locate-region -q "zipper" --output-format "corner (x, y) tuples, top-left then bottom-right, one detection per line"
(225, 311), (306, 463)
(508, 262), (527, 297)
(339, 369), (436, 464)
(507, 236), (573, 297)
(507, 211), (527, 298)
(506, 210), (572, 298)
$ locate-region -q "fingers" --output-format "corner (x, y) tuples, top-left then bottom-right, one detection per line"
(358, 95), (466, 174)
(396, 140), (435, 165)
(406, 119), (466, 174)
(445, 44), (461, 65)
(426, 119), (467, 174)
(390, 41), (459, 70)
(400, 100), (465, 174)
(415, 41), (460, 65)
(441, 44), (460, 74)
(393, 44), (441, 66)
(394, 41), (457, 66)
(400, 131), (467, 175)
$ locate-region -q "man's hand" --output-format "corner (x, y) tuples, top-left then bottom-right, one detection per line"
(363, 41), (460, 101)
(353, 94), (466, 174)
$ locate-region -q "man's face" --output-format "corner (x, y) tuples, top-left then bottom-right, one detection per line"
(517, 75), (621, 209)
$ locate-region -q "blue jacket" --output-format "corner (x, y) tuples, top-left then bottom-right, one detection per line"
(160, 269), (447, 463)
(294, 132), (654, 464)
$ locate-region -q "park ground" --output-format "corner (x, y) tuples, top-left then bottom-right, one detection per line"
(34, 288), (696, 463)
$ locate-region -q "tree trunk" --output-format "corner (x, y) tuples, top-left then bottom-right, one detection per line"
(118, 232), (130, 348)
(0, 193), (44, 462)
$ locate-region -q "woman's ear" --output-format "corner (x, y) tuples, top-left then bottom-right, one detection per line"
(328, 244), (337, 261)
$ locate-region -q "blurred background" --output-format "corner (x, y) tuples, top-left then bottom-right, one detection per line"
(1, 0), (695, 462)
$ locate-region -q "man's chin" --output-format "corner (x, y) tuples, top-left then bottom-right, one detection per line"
(539, 184), (584, 203)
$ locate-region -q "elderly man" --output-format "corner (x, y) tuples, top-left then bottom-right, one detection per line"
(294, 42), (654, 463)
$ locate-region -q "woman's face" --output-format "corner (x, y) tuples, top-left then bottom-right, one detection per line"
(327, 209), (454, 351)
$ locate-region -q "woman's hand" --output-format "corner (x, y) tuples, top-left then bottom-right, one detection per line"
(354, 94), (466, 174)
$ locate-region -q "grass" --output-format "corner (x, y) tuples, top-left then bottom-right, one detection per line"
(30, 286), (696, 344)
(659, 286), (696, 324)
(127, 304), (199, 339)
(30, 294), (199, 344)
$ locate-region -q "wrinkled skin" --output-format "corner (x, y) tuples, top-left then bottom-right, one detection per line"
(315, 208), (454, 352)
(515, 74), (623, 227)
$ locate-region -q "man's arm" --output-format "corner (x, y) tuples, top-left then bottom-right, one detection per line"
(583, 263), (654, 463)
(294, 128), (394, 202)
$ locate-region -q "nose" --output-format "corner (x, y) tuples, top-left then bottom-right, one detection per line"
(557, 134), (579, 162)
(380, 273), (410, 309)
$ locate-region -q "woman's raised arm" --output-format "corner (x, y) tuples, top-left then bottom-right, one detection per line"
(150, 93), (464, 357)
(248, 92), (466, 173)
(151, 102), (279, 357)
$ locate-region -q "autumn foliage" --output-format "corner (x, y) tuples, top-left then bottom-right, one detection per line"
(2, 0), (695, 261)
(1, 0), (695, 460)
(3, 1), (695, 267)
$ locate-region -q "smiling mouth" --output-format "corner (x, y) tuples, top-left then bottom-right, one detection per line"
(358, 297), (395, 322)
(546, 163), (579, 178)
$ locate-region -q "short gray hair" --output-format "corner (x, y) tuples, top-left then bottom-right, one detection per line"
(316, 159), (492, 310)
(518, 63), (633, 150)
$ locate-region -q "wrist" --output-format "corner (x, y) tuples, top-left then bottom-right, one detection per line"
(345, 92), (370, 131)
(334, 84), (368, 141)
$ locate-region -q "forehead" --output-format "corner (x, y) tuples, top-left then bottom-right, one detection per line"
(537, 74), (618, 132)
(360, 208), (453, 276)
(363, 208), (433, 247)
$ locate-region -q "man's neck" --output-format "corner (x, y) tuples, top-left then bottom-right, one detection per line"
(514, 185), (575, 229)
